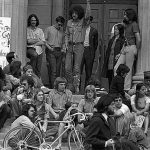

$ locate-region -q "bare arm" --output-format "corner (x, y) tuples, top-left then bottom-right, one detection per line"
(131, 104), (140, 113)
(113, 109), (123, 117)
(135, 32), (141, 50)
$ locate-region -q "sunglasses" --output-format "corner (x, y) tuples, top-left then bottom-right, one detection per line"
(21, 83), (27, 86)
(114, 98), (122, 102)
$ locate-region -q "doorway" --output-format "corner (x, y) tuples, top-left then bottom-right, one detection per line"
(69, 0), (138, 91)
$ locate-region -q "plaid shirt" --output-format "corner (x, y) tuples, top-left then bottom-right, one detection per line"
(47, 89), (73, 113)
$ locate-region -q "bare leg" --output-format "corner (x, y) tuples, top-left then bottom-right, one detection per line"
(56, 123), (65, 149)
(144, 115), (149, 134)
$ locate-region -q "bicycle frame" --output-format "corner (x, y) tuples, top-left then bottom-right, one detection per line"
(3, 113), (86, 150)
(38, 113), (85, 150)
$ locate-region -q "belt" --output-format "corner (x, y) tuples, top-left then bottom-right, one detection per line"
(69, 41), (83, 45)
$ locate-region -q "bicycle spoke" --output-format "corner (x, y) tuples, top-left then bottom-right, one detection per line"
(3, 126), (42, 150)
(68, 130), (85, 150)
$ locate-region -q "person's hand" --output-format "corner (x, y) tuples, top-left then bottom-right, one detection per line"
(17, 86), (24, 94)
(54, 113), (59, 120)
(17, 93), (24, 101)
(45, 42), (54, 51)
(106, 139), (115, 147)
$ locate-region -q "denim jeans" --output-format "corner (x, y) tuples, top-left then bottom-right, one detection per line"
(45, 47), (63, 88)
(114, 45), (137, 90)
(65, 43), (84, 92)
(27, 47), (43, 78)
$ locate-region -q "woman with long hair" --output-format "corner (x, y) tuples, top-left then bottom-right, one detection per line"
(102, 23), (125, 87)
(131, 83), (149, 135)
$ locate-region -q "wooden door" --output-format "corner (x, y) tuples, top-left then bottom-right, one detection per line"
(70, 4), (103, 92)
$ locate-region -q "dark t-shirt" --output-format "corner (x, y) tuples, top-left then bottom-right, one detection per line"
(125, 21), (140, 45)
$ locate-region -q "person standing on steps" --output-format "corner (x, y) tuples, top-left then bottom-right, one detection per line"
(45, 16), (65, 88)
(80, 16), (98, 88)
(27, 14), (45, 78)
(114, 9), (141, 92)
(65, 0), (91, 94)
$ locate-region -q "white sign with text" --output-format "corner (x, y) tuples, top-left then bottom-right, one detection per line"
(0, 17), (11, 68)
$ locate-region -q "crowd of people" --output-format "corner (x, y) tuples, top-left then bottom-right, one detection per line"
(0, 1), (149, 150)
(0, 57), (150, 150)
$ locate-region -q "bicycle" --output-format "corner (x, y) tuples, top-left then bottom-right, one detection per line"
(3, 112), (88, 150)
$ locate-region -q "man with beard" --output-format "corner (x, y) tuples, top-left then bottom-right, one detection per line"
(85, 94), (116, 150)
(114, 9), (141, 91)
(27, 14), (45, 78)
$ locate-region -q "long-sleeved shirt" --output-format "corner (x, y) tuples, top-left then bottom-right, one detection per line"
(11, 115), (35, 129)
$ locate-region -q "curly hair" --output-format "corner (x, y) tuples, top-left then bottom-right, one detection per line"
(124, 9), (137, 22)
(27, 14), (39, 27)
(69, 5), (85, 20)
(22, 103), (36, 117)
(20, 74), (34, 88)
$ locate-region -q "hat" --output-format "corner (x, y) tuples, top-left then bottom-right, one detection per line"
(95, 94), (115, 112)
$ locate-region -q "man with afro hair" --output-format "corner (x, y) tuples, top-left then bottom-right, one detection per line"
(65, 0), (91, 93)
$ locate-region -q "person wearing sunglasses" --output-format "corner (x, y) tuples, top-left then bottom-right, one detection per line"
(113, 93), (130, 135)
(45, 16), (65, 88)
(10, 75), (35, 119)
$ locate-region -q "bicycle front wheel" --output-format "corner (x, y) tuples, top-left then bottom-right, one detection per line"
(68, 129), (85, 150)
(3, 126), (43, 150)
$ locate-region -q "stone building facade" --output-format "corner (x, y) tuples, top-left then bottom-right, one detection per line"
(0, 0), (149, 87)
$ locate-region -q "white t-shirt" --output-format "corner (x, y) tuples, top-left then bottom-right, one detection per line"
(131, 95), (150, 105)
(119, 103), (130, 115)
(84, 26), (90, 46)
(131, 94), (150, 109)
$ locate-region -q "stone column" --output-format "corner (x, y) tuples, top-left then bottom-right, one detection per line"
(0, 0), (28, 66)
(11, 0), (28, 66)
(51, 0), (64, 24)
(132, 0), (150, 84)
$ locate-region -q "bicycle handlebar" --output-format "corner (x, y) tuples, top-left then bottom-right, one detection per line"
(69, 112), (93, 121)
